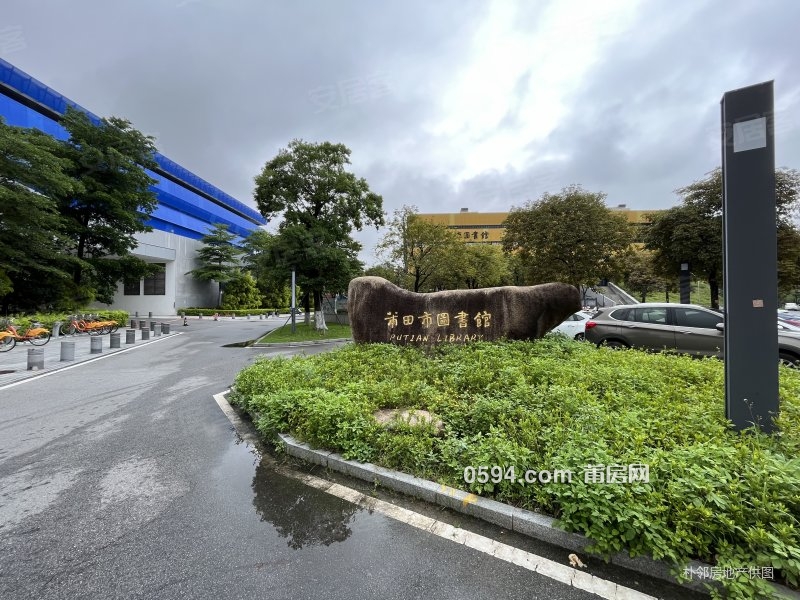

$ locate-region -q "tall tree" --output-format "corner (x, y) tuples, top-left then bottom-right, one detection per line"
(187, 223), (244, 307)
(621, 248), (663, 303)
(241, 229), (291, 308)
(0, 119), (77, 311)
(442, 243), (512, 290)
(644, 167), (800, 309)
(377, 205), (461, 292)
(502, 185), (633, 290)
(253, 140), (383, 330)
(55, 107), (160, 304)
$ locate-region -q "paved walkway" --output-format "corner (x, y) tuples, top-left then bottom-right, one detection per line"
(0, 321), (179, 388)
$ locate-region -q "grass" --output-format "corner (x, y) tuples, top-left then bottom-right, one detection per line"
(232, 337), (800, 599)
(257, 321), (351, 343)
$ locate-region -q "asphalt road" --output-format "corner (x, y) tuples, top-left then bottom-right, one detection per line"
(0, 319), (700, 599)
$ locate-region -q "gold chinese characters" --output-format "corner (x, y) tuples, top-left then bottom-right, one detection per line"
(384, 311), (492, 330)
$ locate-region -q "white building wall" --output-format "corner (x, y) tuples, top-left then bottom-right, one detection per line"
(91, 230), (219, 316)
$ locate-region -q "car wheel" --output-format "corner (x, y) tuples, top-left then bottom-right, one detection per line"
(602, 340), (628, 350)
(574, 333), (585, 341)
(779, 352), (800, 369)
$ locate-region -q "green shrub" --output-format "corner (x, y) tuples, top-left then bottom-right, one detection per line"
(232, 339), (800, 598)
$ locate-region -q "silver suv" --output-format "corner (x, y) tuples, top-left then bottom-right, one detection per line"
(585, 303), (800, 368)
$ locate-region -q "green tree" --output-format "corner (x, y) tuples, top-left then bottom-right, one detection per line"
(377, 205), (461, 292)
(0, 119), (78, 311)
(644, 167), (800, 310)
(364, 261), (406, 286)
(187, 223), (244, 307)
(53, 107), (160, 304)
(621, 248), (663, 302)
(253, 140), (383, 330)
(241, 229), (290, 308)
(220, 272), (262, 309)
(502, 185), (633, 290)
(443, 243), (511, 289)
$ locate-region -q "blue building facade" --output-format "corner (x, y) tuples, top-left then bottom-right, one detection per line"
(0, 59), (266, 314)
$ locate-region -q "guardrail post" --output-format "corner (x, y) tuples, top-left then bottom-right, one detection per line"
(60, 341), (75, 361)
(110, 332), (121, 348)
(90, 337), (103, 354)
(141, 328), (150, 341)
(27, 348), (45, 370)
(126, 329), (136, 344)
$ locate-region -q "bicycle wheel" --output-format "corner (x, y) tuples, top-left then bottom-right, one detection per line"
(0, 335), (16, 352)
(29, 331), (51, 346)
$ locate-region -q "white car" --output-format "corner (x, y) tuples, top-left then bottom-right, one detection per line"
(551, 312), (592, 340)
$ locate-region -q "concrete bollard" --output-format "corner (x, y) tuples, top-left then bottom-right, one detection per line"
(162, 323), (171, 334)
(60, 341), (75, 361)
(247, 314), (251, 320)
(126, 329), (136, 344)
(148, 312), (152, 319)
(90, 337), (103, 354)
(110, 332), (121, 348)
(154, 323), (161, 336)
(259, 314), (263, 320)
(135, 311), (139, 318)
(199, 313), (203, 319)
(53, 321), (63, 338)
(27, 348), (45, 370)
(141, 328), (150, 341)
(139, 320), (146, 330)
(149, 321), (156, 332)
(130, 319), (136, 329)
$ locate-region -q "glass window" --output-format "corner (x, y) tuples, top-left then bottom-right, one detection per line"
(123, 278), (141, 296)
(610, 308), (631, 321)
(633, 308), (668, 324)
(674, 308), (723, 328)
(143, 264), (166, 295)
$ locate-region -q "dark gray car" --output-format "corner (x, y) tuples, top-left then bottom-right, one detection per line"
(585, 303), (800, 368)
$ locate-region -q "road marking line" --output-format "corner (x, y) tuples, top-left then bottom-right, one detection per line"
(213, 390), (657, 600)
(0, 333), (184, 391)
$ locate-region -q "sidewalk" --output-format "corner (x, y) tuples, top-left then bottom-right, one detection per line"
(0, 324), (179, 388)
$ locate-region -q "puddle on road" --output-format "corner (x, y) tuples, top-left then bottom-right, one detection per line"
(217, 436), (364, 550)
(222, 339), (257, 348)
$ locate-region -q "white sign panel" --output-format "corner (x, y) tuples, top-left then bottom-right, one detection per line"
(733, 117), (767, 152)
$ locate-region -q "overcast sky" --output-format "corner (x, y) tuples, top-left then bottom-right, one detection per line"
(3, 0), (799, 264)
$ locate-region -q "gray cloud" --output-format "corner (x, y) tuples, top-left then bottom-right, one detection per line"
(4, 0), (800, 264)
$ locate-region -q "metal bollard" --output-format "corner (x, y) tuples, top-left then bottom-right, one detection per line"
(53, 321), (63, 338)
(141, 328), (150, 341)
(149, 321), (156, 332)
(60, 341), (75, 361)
(110, 332), (121, 348)
(90, 337), (103, 354)
(154, 323), (161, 336)
(135, 311), (139, 318)
(126, 329), (136, 344)
(139, 320), (146, 330)
(27, 348), (45, 370)
(148, 311), (152, 319)
(162, 323), (171, 335)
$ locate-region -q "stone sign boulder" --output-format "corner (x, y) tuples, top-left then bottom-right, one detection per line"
(348, 276), (581, 345)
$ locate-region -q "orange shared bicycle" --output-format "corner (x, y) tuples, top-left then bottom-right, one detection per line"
(0, 322), (51, 352)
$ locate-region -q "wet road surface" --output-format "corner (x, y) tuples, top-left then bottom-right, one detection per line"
(0, 319), (702, 599)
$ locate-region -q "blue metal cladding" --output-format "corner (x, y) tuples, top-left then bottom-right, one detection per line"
(0, 58), (266, 234)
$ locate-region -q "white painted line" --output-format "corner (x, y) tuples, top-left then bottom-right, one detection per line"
(213, 390), (658, 600)
(0, 333), (184, 392)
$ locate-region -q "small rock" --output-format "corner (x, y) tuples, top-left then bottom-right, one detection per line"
(373, 408), (444, 434)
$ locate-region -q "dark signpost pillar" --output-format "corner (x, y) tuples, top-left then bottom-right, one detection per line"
(721, 81), (778, 433)
(679, 262), (691, 304)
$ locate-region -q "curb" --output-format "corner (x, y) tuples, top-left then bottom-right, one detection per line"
(252, 338), (352, 348)
(276, 432), (800, 598)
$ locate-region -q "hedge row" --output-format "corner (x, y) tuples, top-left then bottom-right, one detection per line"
(2, 310), (129, 332)
(179, 308), (291, 316)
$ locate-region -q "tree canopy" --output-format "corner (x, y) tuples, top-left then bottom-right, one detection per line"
(502, 185), (633, 289)
(644, 167), (800, 308)
(253, 140), (382, 329)
(187, 223), (244, 308)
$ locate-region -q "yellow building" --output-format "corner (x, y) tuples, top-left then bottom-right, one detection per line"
(419, 205), (664, 245)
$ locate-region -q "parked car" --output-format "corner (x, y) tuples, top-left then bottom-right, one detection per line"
(778, 310), (800, 327)
(551, 311), (592, 340)
(585, 303), (800, 368)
